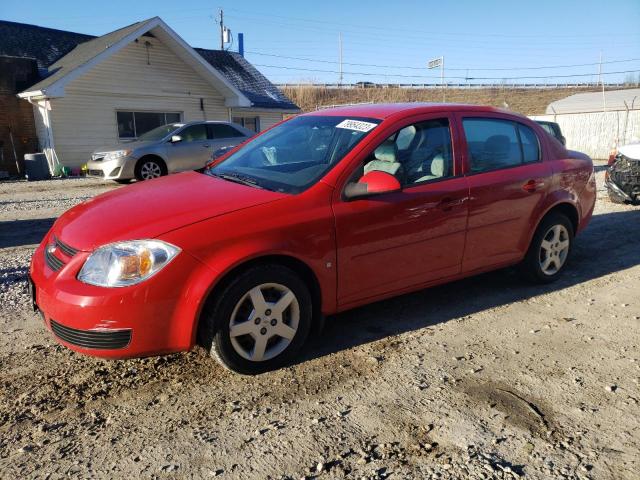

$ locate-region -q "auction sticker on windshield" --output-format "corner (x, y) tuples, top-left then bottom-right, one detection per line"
(335, 119), (378, 132)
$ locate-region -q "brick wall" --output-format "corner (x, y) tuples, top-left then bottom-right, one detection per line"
(0, 57), (40, 175)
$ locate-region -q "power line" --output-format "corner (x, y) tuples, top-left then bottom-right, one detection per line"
(224, 7), (640, 39)
(247, 50), (640, 72)
(253, 64), (640, 81)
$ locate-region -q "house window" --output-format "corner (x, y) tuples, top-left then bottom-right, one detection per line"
(233, 116), (260, 132)
(117, 111), (181, 139)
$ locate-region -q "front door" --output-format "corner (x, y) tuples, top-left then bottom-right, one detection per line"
(167, 124), (212, 172)
(457, 115), (552, 272)
(333, 115), (470, 308)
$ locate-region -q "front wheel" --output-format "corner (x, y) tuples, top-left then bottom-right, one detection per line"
(199, 265), (313, 375)
(520, 213), (574, 283)
(135, 157), (166, 181)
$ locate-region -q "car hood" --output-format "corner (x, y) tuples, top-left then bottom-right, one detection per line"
(54, 171), (287, 251)
(92, 140), (154, 154)
(619, 143), (640, 160)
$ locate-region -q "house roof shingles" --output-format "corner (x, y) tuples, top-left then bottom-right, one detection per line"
(0, 19), (298, 111)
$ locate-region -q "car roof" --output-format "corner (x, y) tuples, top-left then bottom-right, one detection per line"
(180, 120), (235, 125)
(301, 102), (520, 120)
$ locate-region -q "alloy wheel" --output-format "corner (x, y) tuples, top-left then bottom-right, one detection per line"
(140, 161), (162, 180)
(539, 224), (570, 275)
(228, 283), (300, 362)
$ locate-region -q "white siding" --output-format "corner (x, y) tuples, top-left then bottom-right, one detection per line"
(532, 110), (640, 160)
(49, 36), (230, 168)
(231, 109), (285, 132)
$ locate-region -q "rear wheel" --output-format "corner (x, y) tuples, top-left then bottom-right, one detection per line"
(199, 265), (313, 375)
(520, 212), (574, 283)
(135, 157), (166, 181)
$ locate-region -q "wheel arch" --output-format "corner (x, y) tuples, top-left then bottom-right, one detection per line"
(539, 202), (580, 235)
(135, 154), (168, 176)
(193, 254), (323, 345)
(526, 200), (580, 254)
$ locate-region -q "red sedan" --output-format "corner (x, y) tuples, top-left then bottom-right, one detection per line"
(30, 104), (596, 374)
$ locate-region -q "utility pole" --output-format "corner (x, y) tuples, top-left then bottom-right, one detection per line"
(218, 8), (224, 50)
(441, 56), (445, 102)
(599, 51), (606, 112)
(427, 56), (445, 101)
(338, 32), (343, 85)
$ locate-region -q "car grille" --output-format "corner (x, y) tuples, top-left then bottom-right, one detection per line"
(55, 236), (79, 257)
(44, 247), (64, 271)
(44, 236), (79, 272)
(87, 169), (104, 177)
(50, 319), (132, 349)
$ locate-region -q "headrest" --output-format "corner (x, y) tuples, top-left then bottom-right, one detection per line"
(374, 141), (398, 163)
(484, 135), (510, 152)
(431, 155), (445, 177)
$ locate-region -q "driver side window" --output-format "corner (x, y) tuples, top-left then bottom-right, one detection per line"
(362, 118), (453, 187)
(179, 124), (208, 142)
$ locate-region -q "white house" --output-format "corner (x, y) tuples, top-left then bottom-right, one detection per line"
(0, 17), (299, 171)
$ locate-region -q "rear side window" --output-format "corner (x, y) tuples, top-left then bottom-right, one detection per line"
(463, 118), (540, 173)
(518, 124), (540, 163)
(208, 124), (245, 139)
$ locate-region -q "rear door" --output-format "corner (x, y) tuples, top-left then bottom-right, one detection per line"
(208, 124), (250, 159)
(456, 114), (552, 273)
(332, 114), (470, 308)
(166, 124), (211, 171)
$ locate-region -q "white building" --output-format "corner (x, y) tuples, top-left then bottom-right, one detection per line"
(532, 88), (640, 159)
(1, 17), (299, 170)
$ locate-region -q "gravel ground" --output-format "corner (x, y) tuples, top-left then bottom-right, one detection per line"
(0, 168), (638, 480)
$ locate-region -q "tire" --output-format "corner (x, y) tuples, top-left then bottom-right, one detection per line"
(198, 265), (313, 375)
(114, 179), (132, 184)
(135, 157), (166, 181)
(520, 212), (574, 284)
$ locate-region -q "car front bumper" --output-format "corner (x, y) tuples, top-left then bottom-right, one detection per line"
(29, 232), (207, 359)
(86, 156), (137, 180)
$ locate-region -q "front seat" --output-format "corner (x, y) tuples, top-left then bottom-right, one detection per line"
(414, 154), (446, 183)
(364, 141), (404, 181)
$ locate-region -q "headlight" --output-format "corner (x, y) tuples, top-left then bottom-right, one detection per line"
(78, 240), (180, 287)
(104, 149), (132, 161)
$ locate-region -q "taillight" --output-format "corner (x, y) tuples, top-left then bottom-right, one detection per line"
(607, 149), (618, 166)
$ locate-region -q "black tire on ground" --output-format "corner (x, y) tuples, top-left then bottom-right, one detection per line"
(198, 264), (313, 375)
(520, 212), (574, 284)
(114, 179), (132, 184)
(134, 157), (167, 181)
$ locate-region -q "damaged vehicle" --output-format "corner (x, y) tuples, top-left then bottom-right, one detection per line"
(606, 143), (640, 204)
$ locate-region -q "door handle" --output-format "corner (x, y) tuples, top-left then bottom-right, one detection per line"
(203, 144), (210, 148)
(522, 179), (545, 193)
(437, 197), (468, 211)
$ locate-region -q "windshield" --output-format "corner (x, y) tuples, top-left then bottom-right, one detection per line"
(206, 116), (380, 193)
(137, 123), (183, 141)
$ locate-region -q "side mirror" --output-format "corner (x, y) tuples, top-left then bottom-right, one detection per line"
(170, 135), (182, 143)
(344, 170), (401, 200)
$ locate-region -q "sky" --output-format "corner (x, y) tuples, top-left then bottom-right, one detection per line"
(2, 0), (640, 85)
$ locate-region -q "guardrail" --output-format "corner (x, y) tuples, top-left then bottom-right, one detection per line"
(277, 82), (634, 90)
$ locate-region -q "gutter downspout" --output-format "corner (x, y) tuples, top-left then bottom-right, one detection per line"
(25, 95), (60, 175)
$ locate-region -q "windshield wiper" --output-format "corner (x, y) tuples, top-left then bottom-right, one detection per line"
(209, 172), (267, 190)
